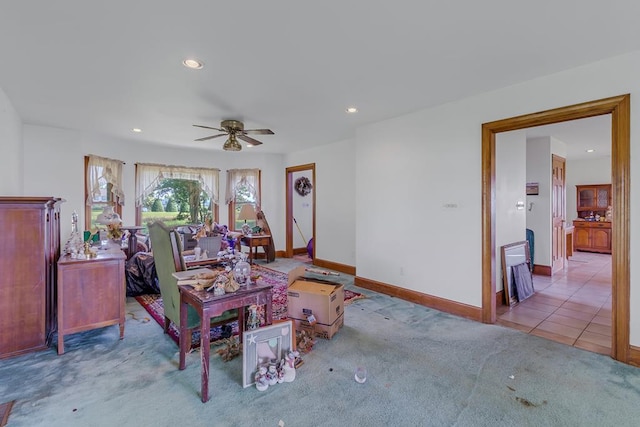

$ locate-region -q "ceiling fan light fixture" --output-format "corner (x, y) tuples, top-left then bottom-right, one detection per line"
(223, 134), (242, 151)
(193, 119), (272, 148)
(182, 58), (204, 69)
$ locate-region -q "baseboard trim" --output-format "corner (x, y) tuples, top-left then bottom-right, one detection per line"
(313, 258), (356, 276)
(533, 264), (552, 276)
(496, 290), (505, 306)
(354, 276), (482, 322)
(293, 247), (308, 255)
(628, 345), (640, 367)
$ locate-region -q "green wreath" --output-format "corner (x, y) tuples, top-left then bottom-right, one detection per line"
(294, 176), (313, 196)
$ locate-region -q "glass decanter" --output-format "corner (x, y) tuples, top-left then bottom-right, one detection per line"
(233, 253), (251, 286)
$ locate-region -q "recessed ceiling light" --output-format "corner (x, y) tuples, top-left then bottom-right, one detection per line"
(132, 128), (142, 133)
(346, 107), (358, 113)
(586, 149), (595, 153)
(182, 58), (204, 69)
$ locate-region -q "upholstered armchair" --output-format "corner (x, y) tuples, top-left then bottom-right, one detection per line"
(148, 221), (238, 349)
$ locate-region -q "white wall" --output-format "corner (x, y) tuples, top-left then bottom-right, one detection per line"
(566, 156), (612, 222)
(22, 125), (285, 247)
(354, 50), (640, 347)
(286, 138), (356, 267)
(0, 87), (23, 195)
(291, 170), (313, 250)
(496, 130), (527, 291)
(526, 137), (551, 266)
(355, 105), (481, 301)
(524, 136), (566, 268)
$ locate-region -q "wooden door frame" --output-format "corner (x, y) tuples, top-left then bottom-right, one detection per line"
(285, 163), (316, 260)
(482, 94), (630, 363)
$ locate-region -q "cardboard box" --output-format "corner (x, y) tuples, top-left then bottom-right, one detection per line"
(293, 313), (344, 340)
(287, 266), (344, 339)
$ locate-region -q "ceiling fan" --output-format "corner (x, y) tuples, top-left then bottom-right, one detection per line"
(193, 119), (274, 151)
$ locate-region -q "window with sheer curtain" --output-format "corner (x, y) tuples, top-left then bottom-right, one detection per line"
(135, 163), (220, 230)
(84, 155), (125, 230)
(226, 169), (261, 231)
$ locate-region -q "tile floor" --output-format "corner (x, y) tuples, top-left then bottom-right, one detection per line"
(497, 251), (612, 355)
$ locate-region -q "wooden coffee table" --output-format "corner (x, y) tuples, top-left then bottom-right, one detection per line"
(177, 280), (273, 402)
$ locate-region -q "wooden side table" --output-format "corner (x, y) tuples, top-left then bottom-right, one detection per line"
(121, 225), (145, 260)
(240, 234), (272, 264)
(56, 251), (126, 354)
(177, 281), (273, 402)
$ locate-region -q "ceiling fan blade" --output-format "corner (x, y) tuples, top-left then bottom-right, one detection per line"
(195, 133), (227, 142)
(237, 134), (263, 146)
(243, 128), (274, 135)
(193, 124), (225, 132)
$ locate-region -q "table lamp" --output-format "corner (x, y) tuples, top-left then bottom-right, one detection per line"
(238, 204), (257, 223)
(238, 204), (257, 234)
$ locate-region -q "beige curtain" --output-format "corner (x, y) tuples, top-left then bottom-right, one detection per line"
(135, 163), (220, 207)
(86, 155), (125, 206)
(226, 169), (260, 206)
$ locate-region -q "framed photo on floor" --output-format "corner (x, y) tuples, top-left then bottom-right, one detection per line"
(242, 320), (294, 388)
(500, 241), (532, 306)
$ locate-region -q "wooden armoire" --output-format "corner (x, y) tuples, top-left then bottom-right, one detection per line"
(0, 197), (63, 358)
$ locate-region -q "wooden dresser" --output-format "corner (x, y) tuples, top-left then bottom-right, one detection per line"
(0, 197), (63, 359)
(57, 251), (126, 354)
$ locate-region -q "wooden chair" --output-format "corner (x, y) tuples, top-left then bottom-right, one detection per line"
(148, 221), (238, 349)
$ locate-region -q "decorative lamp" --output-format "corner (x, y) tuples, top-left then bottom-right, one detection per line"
(238, 204), (257, 234)
(96, 205), (121, 225)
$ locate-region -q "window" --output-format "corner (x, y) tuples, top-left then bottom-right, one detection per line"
(84, 155), (124, 230)
(226, 169), (261, 231)
(136, 163), (220, 233)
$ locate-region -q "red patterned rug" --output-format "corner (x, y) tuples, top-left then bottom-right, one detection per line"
(134, 264), (364, 348)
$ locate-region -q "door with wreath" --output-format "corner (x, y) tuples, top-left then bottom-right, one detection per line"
(286, 164), (315, 261)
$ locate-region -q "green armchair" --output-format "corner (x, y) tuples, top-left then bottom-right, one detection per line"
(148, 221), (238, 349)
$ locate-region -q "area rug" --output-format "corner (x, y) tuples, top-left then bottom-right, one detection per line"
(134, 264), (364, 348)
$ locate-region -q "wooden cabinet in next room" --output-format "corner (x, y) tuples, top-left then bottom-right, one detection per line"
(573, 220), (611, 254)
(576, 184), (611, 219)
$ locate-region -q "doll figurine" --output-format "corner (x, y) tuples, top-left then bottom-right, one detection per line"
(255, 366), (269, 391)
(282, 351), (299, 383)
(266, 362), (279, 386)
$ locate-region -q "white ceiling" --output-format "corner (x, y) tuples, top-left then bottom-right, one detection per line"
(527, 115), (612, 160)
(0, 1), (638, 155)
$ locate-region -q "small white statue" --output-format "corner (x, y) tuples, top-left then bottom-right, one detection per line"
(266, 362), (279, 386)
(255, 366), (269, 391)
(213, 280), (226, 296)
(282, 351), (298, 383)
